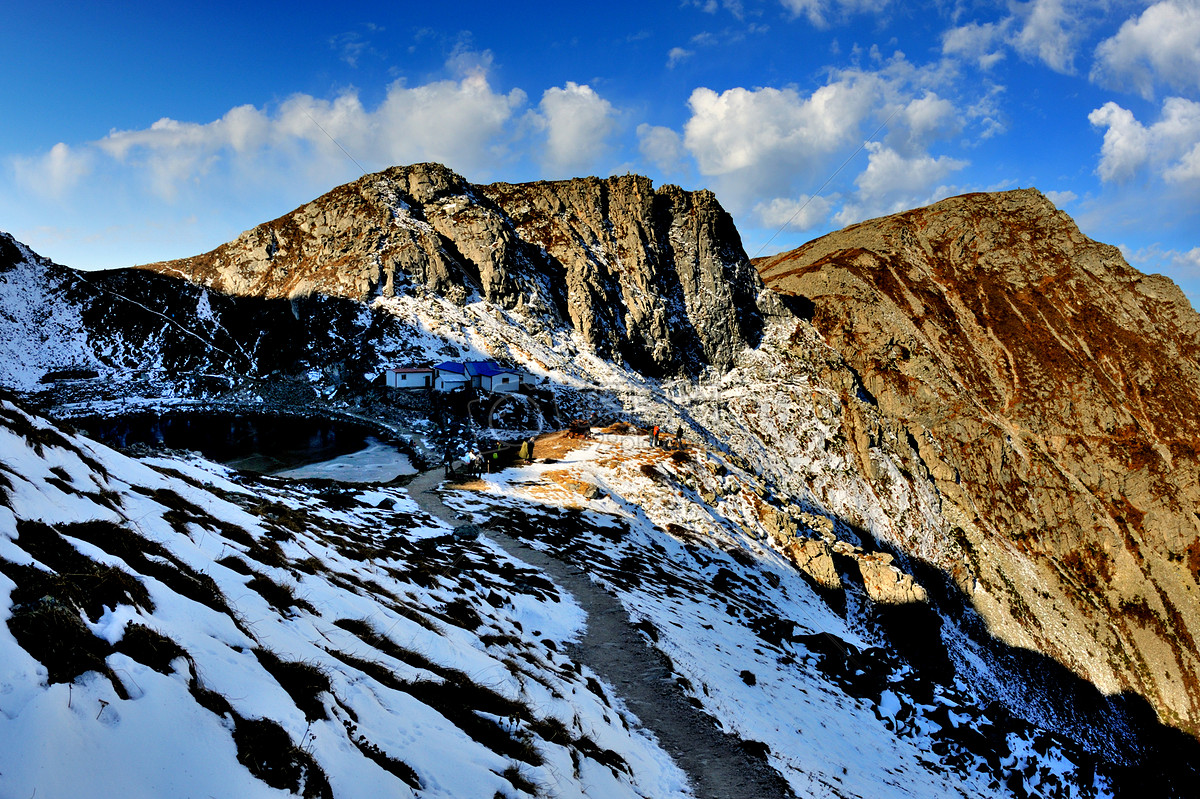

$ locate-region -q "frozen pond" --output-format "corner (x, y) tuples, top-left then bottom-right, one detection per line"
(78, 410), (415, 481)
(273, 436), (417, 483)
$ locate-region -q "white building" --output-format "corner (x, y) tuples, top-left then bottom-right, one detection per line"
(385, 367), (433, 390)
(433, 360), (524, 393)
(433, 362), (471, 391)
(465, 361), (522, 393)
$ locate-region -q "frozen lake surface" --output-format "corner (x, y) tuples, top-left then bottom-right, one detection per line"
(273, 436), (417, 482)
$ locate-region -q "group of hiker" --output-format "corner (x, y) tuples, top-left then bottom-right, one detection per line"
(448, 437), (537, 477)
(650, 424), (686, 450)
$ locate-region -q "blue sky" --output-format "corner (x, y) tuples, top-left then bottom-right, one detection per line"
(4, 0), (1200, 301)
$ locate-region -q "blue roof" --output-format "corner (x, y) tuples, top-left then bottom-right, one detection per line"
(435, 360), (520, 378)
(464, 361), (517, 377)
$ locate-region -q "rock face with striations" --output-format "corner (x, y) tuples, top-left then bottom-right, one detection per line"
(140, 163), (769, 377)
(758, 188), (1200, 736)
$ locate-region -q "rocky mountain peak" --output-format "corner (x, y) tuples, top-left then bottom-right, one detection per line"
(759, 188), (1200, 737)
(139, 163), (772, 377)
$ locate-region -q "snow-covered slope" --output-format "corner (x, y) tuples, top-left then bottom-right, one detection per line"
(0, 398), (686, 798)
(444, 434), (1137, 798)
(0, 233), (104, 391)
(1, 396), (1189, 797)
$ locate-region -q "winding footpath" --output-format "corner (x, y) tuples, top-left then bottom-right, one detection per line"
(404, 468), (795, 799)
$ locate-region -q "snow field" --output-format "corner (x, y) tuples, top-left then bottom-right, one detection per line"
(0, 400), (689, 799)
(443, 434), (1114, 798)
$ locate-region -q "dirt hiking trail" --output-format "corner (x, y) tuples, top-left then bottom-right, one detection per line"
(405, 467), (795, 799)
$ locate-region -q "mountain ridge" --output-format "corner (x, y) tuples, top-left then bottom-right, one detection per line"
(3, 170), (1200, 795)
(136, 162), (774, 378)
(759, 187), (1200, 737)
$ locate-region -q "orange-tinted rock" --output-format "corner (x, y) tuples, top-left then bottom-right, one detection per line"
(760, 188), (1200, 735)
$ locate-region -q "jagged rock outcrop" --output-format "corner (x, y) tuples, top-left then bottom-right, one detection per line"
(785, 538), (842, 590)
(847, 549), (930, 605)
(140, 163), (770, 377)
(758, 188), (1200, 735)
(482, 176), (768, 377)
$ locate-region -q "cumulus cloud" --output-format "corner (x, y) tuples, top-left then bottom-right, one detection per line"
(1011, 0), (1084, 73)
(683, 81), (874, 181)
(679, 78), (880, 224)
(532, 82), (618, 177)
(889, 92), (960, 155)
(833, 141), (967, 224)
(1089, 97), (1200, 184)
(90, 67), (527, 200)
(1121, 243), (1200, 289)
(674, 53), (980, 233)
(1044, 189), (1078, 207)
(1091, 1), (1200, 100)
(637, 124), (687, 174)
(941, 0), (1106, 75)
(1164, 142), (1200, 182)
(753, 194), (834, 230)
(941, 20), (1010, 69)
(12, 142), (93, 199)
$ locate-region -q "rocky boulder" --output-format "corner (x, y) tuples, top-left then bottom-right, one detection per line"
(785, 538), (842, 590)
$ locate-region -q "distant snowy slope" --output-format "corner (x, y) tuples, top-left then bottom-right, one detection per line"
(0, 232), (101, 390)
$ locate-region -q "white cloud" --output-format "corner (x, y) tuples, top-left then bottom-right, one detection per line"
(964, 85), (1008, 140)
(100, 104), (271, 161)
(1087, 102), (1151, 181)
(1164, 142), (1200, 182)
(667, 47), (694, 68)
(1044, 189), (1078, 207)
(637, 124), (687, 174)
(677, 54), (976, 231)
(1089, 97), (1200, 184)
(889, 92), (960, 156)
(849, 141), (966, 200)
(680, 78), (883, 223)
(779, 0), (886, 28)
(1011, 0), (1084, 73)
(1091, 1), (1200, 100)
(941, 21), (1010, 69)
(1121, 242), (1200, 284)
(373, 73), (527, 169)
(12, 142), (93, 199)
(683, 81), (875, 179)
(98, 104), (273, 199)
(831, 142), (966, 226)
(941, 0), (1106, 76)
(532, 82), (618, 177)
(753, 194), (834, 230)
(687, 0), (746, 18)
(90, 66), (527, 201)
(331, 32), (367, 67)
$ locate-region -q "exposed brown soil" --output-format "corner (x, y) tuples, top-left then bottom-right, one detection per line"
(531, 429), (592, 460)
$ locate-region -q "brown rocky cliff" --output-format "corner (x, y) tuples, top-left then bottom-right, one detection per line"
(759, 188), (1200, 736)
(481, 175), (767, 376)
(139, 163), (769, 376)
